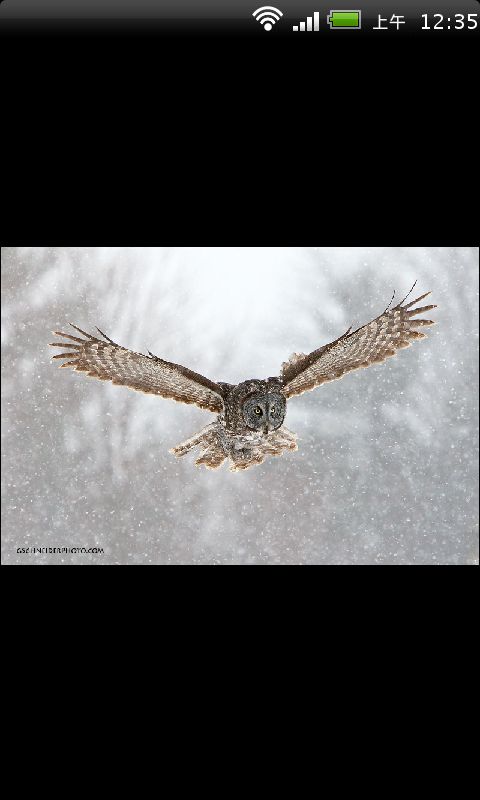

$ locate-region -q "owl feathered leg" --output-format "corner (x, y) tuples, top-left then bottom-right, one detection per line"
(228, 427), (298, 472)
(267, 427), (299, 454)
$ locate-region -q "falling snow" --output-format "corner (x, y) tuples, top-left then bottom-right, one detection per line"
(1, 246), (479, 564)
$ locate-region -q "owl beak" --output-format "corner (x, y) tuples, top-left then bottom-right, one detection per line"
(263, 423), (269, 436)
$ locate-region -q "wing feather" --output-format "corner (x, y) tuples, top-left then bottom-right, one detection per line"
(50, 325), (225, 413)
(281, 290), (437, 399)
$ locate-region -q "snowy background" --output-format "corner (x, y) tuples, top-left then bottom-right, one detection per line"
(1, 246), (478, 565)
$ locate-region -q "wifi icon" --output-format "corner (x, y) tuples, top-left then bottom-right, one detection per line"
(252, 6), (283, 31)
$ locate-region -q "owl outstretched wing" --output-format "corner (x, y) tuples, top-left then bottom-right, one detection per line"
(50, 324), (225, 413)
(281, 287), (437, 400)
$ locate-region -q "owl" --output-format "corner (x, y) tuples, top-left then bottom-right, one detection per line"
(50, 285), (436, 472)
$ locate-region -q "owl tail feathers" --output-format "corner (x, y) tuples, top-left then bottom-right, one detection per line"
(229, 451), (267, 472)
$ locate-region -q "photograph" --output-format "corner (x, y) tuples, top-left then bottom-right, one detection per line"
(1, 246), (478, 565)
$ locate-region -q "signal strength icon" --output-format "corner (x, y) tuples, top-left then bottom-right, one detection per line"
(252, 6), (283, 32)
(293, 12), (320, 31)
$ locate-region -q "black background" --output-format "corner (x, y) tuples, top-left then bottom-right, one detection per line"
(1, 16), (477, 245)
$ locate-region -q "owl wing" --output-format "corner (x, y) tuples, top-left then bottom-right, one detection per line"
(281, 288), (437, 400)
(50, 324), (225, 413)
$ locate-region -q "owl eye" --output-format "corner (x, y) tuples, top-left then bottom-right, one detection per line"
(254, 406), (263, 416)
(270, 407), (276, 415)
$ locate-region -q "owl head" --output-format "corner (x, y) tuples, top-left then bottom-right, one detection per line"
(233, 379), (286, 435)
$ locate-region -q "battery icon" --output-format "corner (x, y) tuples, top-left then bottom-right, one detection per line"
(327, 10), (362, 29)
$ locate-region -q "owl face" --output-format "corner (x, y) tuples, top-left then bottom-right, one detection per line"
(242, 390), (286, 434)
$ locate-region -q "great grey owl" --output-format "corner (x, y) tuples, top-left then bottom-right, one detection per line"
(50, 285), (436, 472)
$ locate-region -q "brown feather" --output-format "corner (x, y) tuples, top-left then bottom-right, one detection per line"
(50, 325), (225, 413)
(282, 289), (436, 399)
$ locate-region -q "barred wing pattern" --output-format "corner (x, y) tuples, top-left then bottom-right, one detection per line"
(50, 325), (225, 413)
(281, 291), (437, 399)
